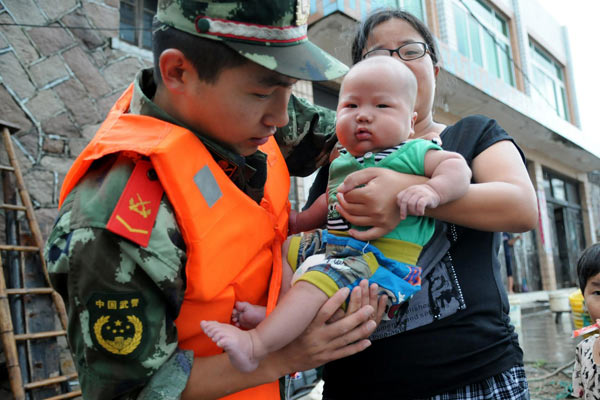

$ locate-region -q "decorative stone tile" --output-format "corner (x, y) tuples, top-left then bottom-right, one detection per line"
(0, 51), (35, 100)
(29, 55), (69, 88)
(35, 208), (60, 240)
(13, 130), (39, 164)
(62, 46), (111, 97)
(82, 1), (119, 38)
(2, 0), (46, 25)
(42, 136), (65, 154)
(26, 89), (64, 122)
(0, 84), (32, 132)
(0, 14), (39, 64)
(42, 112), (80, 138)
(28, 23), (74, 56)
(62, 9), (105, 50)
(23, 168), (55, 205)
(68, 137), (90, 157)
(97, 91), (121, 118)
(102, 57), (141, 90)
(38, 0), (77, 21)
(39, 153), (73, 177)
(54, 78), (100, 126)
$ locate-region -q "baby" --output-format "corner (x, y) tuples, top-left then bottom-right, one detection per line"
(573, 243), (600, 398)
(201, 56), (472, 372)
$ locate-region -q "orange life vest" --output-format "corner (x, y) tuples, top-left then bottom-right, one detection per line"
(59, 84), (289, 399)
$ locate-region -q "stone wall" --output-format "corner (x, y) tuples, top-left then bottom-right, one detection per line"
(0, 0), (150, 240)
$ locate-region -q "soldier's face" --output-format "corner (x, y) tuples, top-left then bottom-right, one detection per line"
(183, 61), (297, 156)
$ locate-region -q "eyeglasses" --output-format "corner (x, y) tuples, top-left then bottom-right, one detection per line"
(363, 42), (429, 61)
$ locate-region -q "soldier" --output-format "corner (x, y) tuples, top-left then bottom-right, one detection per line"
(44, 1), (380, 399)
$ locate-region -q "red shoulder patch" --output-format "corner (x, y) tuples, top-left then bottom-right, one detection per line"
(106, 160), (164, 248)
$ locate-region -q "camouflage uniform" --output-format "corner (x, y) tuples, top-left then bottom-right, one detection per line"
(45, 1), (340, 398)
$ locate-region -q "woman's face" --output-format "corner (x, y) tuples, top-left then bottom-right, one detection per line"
(363, 18), (439, 126)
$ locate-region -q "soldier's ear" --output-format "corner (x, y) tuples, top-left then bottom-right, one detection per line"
(158, 49), (192, 94)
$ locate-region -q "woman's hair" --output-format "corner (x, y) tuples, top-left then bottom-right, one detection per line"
(577, 243), (600, 293)
(152, 22), (248, 85)
(351, 8), (438, 66)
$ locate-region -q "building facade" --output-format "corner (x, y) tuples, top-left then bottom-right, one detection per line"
(0, 0), (598, 292)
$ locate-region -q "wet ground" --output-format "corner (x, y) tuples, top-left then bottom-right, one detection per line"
(520, 308), (578, 365)
(519, 309), (579, 400)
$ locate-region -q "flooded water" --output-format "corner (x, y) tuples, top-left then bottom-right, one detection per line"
(519, 309), (579, 365)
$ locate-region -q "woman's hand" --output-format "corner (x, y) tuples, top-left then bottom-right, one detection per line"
(269, 280), (383, 375)
(336, 168), (427, 241)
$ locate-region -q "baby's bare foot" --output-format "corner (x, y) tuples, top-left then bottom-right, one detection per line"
(200, 320), (260, 372)
(232, 301), (266, 329)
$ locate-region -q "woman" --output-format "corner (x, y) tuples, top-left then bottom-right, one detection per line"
(315, 9), (538, 399)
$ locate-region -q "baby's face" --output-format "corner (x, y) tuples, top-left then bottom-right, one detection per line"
(336, 60), (416, 156)
(584, 272), (600, 322)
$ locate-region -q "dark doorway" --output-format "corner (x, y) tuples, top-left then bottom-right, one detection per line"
(544, 170), (586, 288)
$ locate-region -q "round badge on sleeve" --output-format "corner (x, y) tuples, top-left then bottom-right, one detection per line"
(296, 0), (310, 26)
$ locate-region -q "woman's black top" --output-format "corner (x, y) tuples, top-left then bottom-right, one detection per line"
(322, 115), (525, 399)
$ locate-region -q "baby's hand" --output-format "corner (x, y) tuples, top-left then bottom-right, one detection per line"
(396, 184), (441, 220)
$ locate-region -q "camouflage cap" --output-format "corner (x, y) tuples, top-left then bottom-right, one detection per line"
(156, 0), (348, 81)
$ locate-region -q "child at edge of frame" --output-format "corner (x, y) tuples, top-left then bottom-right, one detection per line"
(201, 56), (472, 373)
(573, 242), (600, 398)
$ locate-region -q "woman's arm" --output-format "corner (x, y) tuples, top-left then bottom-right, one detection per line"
(427, 140), (537, 231)
(336, 140), (537, 241)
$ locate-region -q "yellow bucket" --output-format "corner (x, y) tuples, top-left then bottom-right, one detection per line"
(569, 289), (592, 329)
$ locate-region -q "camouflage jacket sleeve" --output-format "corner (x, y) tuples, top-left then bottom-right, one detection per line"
(45, 156), (192, 400)
(276, 93), (337, 177)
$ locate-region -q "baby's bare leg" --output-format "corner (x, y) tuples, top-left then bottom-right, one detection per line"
(202, 281), (328, 373)
(231, 245), (296, 329)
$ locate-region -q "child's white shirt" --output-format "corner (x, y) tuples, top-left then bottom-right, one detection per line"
(573, 334), (600, 399)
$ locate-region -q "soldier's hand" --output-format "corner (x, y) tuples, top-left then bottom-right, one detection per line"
(272, 286), (376, 374)
(329, 279), (387, 326)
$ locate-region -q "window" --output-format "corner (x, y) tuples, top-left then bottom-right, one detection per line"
(453, 0), (514, 86)
(119, 0), (157, 50)
(529, 41), (569, 121)
(374, 0), (426, 21)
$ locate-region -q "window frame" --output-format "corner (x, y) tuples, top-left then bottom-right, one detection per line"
(528, 40), (570, 121)
(373, 0), (427, 22)
(119, 0), (157, 50)
(452, 0), (515, 86)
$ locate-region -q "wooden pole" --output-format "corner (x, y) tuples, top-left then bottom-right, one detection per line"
(0, 253), (26, 400)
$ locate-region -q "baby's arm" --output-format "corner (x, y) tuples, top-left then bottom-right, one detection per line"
(288, 193), (328, 234)
(397, 150), (471, 219)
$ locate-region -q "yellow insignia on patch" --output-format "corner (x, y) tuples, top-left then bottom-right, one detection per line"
(88, 293), (146, 357)
(296, 0), (310, 26)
